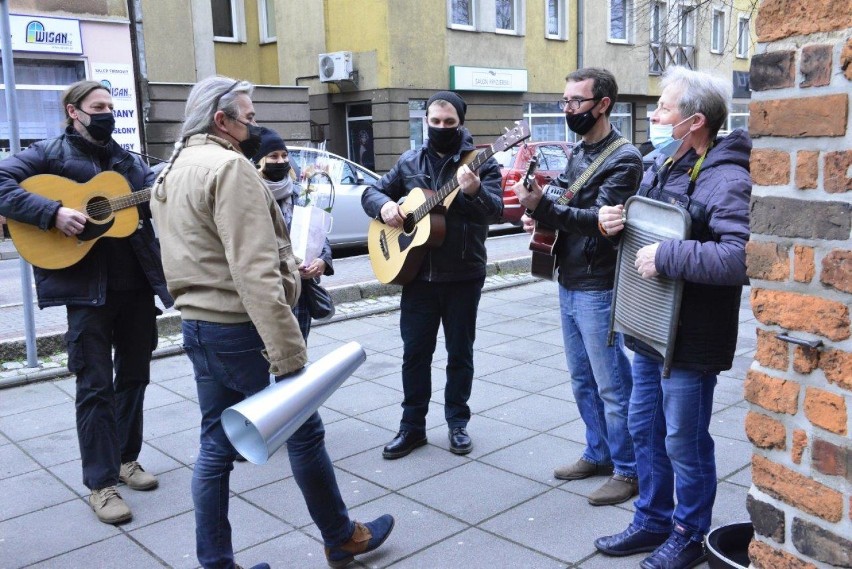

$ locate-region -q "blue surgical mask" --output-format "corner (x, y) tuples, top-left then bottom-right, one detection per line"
(649, 115), (696, 158)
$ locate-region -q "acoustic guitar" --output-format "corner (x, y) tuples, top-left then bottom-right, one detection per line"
(7, 171), (148, 270)
(529, 183), (572, 280)
(367, 121), (531, 285)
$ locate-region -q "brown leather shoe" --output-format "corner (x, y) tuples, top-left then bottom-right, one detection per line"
(554, 458), (614, 480)
(588, 474), (639, 506)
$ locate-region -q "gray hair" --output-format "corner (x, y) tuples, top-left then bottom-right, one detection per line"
(660, 66), (731, 137)
(179, 75), (254, 139)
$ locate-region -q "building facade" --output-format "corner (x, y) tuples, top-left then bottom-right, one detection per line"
(1, 1), (146, 157)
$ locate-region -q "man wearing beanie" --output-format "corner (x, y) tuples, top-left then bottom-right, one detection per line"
(361, 91), (503, 459)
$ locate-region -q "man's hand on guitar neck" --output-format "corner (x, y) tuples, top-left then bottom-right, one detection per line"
(55, 207), (87, 237)
(510, 177), (544, 213)
(457, 164), (481, 196)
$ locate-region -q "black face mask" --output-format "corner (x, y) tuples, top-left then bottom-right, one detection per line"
(428, 126), (462, 155)
(264, 162), (291, 182)
(78, 109), (115, 141)
(237, 121), (263, 159)
(565, 108), (599, 136)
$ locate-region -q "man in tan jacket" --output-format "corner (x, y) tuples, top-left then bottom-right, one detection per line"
(151, 76), (394, 569)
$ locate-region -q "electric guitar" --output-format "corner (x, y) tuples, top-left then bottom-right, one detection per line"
(367, 121), (531, 285)
(6, 171), (148, 270)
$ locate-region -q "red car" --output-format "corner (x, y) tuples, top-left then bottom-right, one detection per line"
(481, 141), (574, 224)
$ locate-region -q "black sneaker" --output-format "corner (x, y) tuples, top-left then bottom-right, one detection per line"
(640, 525), (707, 569)
(595, 523), (669, 556)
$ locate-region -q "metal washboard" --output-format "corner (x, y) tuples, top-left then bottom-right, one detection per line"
(609, 195), (691, 378)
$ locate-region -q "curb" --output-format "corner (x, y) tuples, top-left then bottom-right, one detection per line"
(0, 257), (536, 389)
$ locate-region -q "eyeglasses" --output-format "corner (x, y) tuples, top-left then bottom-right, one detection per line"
(214, 79), (243, 114)
(558, 97), (600, 112)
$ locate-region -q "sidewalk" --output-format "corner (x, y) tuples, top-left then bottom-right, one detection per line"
(0, 277), (756, 568)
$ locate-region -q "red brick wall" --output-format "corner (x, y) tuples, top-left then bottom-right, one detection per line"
(747, 3), (851, 567)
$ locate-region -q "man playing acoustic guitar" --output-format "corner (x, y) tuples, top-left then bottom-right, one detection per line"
(511, 68), (643, 506)
(0, 81), (172, 524)
(361, 91), (502, 459)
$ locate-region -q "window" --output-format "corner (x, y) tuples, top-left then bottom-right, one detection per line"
(211, 0), (246, 42)
(409, 100), (427, 151)
(546, 0), (567, 40)
(677, 4), (695, 47)
(610, 102), (633, 141)
(650, 1), (665, 44)
(258, 0), (276, 43)
(608, 0), (633, 43)
(0, 59), (86, 156)
(736, 16), (750, 58)
(496, 0), (519, 34)
(711, 8), (725, 53)
(727, 103), (749, 132)
(523, 102), (577, 143)
(346, 103), (374, 172)
(449, 0), (476, 30)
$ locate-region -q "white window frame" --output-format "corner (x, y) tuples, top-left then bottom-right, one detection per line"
(495, 0), (521, 35)
(677, 2), (696, 47)
(448, 0), (477, 31)
(545, 0), (568, 40)
(736, 15), (750, 58)
(610, 102), (633, 142)
(710, 7), (725, 54)
(258, 0), (276, 43)
(649, 1), (666, 45)
(608, 0), (634, 44)
(212, 0), (246, 43)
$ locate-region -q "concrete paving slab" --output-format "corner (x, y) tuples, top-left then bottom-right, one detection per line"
(28, 534), (167, 569)
(0, 469), (77, 522)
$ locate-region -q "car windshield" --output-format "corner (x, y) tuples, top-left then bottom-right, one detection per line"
(491, 148), (517, 168)
(288, 148), (378, 210)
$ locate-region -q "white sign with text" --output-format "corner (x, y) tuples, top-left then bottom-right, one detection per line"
(92, 63), (142, 153)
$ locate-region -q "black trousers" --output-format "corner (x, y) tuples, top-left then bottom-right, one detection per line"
(66, 290), (157, 490)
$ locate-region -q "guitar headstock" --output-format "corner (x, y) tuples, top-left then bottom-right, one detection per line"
(492, 120), (531, 153)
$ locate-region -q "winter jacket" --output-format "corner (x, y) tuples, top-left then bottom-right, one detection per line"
(530, 127), (643, 290)
(151, 134), (306, 376)
(0, 128), (172, 308)
(361, 129), (503, 282)
(625, 128), (752, 372)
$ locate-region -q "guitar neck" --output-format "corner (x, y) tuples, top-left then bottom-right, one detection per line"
(108, 188), (151, 212)
(412, 147), (494, 221)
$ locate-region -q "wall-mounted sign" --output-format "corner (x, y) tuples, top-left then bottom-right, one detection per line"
(2, 14), (83, 54)
(92, 63), (141, 153)
(449, 66), (528, 92)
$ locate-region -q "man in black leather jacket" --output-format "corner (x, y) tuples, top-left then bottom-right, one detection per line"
(361, 91), (502, 459)
(0, 81), (172, 525)
(513, 68), (643, 506)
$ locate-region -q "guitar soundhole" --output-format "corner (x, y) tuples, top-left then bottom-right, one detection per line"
(86, 196), (112, 221)
(402, 214), (416, 234)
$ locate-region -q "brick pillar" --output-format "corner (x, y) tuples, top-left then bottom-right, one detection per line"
(746, 2), (852, 568)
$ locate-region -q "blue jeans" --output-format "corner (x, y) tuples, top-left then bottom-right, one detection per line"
(399, 278), (484, 434)
(559, 287), (636, 478)
(182, 320), (353, 569)
(629, 352), (717, 539)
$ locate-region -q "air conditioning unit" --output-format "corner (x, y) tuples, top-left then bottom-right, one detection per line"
(318, 51), (354, 82)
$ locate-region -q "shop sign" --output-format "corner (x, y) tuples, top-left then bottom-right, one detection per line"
(4, 14), (83, 54)
(449, 66), (528, 92)
(92, 63), (141, 153)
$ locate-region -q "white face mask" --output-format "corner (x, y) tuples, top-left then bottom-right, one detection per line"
(649, 114), (696, 158)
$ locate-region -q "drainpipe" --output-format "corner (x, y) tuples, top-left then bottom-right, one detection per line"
(576, 0), (584, 69)
(127, 0), (149, 154)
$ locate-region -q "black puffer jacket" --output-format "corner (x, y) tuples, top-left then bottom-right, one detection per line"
(530, 128), (643, 290)
(0, 128), (173, 308)
(361, 129), (503, 282)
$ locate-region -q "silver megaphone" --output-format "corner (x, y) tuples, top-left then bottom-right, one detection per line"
(221, 341), (366, 464)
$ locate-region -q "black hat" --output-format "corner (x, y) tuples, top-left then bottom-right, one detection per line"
(252, 126), (287, 163)
(427, 91), (467, 124)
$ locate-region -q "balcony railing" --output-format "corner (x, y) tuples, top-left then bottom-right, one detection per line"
(649, 43), (696, 75)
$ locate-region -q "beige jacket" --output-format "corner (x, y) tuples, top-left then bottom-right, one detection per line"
(151, 134), (306, 375)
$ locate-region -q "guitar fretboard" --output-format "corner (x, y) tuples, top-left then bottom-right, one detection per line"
(411, 147), (494, 222)
(108, 188), (151, 212)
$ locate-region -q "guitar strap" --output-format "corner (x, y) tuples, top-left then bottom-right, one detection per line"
(555, 137), (629, 205)
(441, 149), (480, 209)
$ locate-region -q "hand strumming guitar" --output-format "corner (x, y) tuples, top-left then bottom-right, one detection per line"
(380, 201), (405, 228)
(55, 207), (87, 237)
